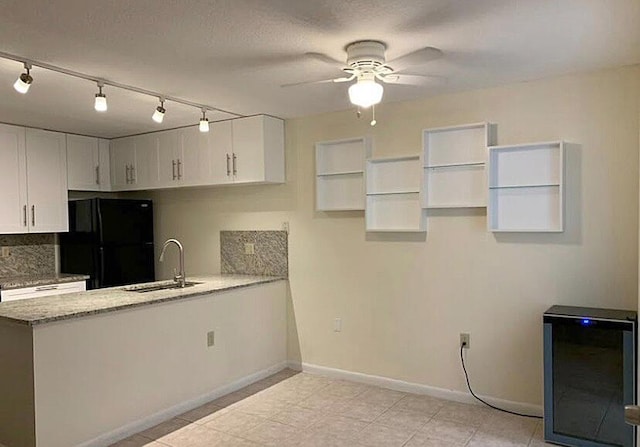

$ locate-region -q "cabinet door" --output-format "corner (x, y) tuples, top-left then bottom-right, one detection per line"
(98, 139), (111, 191)
(231, 116), (265, 183)
(0, 124), (28, 233)
(66, 134), (100, 191)
(157, 130), (181, 187)
(25, 129), (68, 233)
(181, 126), (213, 186)
(209, 121), (234, 184)
(110, 137), (136, 191)
(133, 133), (159, 190)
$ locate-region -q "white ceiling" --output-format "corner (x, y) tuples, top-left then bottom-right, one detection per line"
(0, 0), (638, 138)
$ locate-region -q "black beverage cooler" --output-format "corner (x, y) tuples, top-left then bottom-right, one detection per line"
(544, 305), (637, 446)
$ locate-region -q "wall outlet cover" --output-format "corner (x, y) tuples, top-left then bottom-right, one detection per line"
(244, 243), (255, 255)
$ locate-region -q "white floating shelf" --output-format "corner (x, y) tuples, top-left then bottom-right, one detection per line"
(422, 122), (496, 209)
(365, 156), (425, 232)
(315, 137), (371, 211)
(488, 141), (564, 232)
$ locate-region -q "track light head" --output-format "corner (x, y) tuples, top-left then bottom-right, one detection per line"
(199, 108), (209, 133)
(14, 63), (33, 94)
(94, 82), (107, 112)
(152, 98), (166, 123)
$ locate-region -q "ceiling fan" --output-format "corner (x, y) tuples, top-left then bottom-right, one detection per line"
(282, 40), (443, 109)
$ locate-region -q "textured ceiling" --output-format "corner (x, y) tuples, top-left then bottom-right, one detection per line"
(0, 0), (638, 138)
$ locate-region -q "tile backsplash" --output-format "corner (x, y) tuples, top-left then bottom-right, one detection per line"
(0, 234), (56, 277)
(221, 231), (288, 277)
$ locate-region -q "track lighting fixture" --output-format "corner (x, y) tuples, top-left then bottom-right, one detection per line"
(94, 82), (107, 112)
(199, 109), (210, 133)
(13, 63), (33, 94)
(1, 51), (243, 124)
(152, 98), (166, 123)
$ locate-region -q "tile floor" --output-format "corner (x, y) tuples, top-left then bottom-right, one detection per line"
(110, 369), (552, 447)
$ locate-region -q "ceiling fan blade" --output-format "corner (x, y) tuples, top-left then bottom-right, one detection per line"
(304, 52), (345, 68)
(382, 73), (446, 86)
(280, 77), (349, 88)
(387, 47), (443, 70)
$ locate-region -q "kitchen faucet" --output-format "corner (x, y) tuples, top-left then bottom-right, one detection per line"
(159, 238), (186, 287)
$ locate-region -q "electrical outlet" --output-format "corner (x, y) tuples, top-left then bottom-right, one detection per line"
(460, 333), (470, 349)
(334, 318), (342, 332)
(244, 243), (255, 255)
(0, 247), (10, 258)
(207, 331), (215, 347)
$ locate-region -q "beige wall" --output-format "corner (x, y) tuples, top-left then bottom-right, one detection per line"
(144, 65), (640, 406)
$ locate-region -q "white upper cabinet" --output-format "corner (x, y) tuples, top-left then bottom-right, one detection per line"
(157, 130), (183, 187)
(110, 137), (136, 191)
(67, 135), (100, 191)
(24, 129), (68, 233)
(0, 124), (28, 233)
(231, 115), (285, 184)
(98, 138), (111, 191)
(179, 122), (232, 186)
(132, 133), (159, 190)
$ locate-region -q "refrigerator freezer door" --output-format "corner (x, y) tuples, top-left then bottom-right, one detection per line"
(97, 199), (154, 245)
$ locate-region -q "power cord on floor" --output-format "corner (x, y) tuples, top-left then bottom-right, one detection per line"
(460, 343), (543, 419)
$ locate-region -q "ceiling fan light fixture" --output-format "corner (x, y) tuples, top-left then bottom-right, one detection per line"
(348, 75), (383, 109)
(14, 63), (33, 94)
(152, 98), (166, 123)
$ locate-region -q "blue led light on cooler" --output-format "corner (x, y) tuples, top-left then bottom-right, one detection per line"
(581, 319), (592, 326)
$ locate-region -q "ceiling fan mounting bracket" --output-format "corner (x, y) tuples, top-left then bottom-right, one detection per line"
(346, 40), (387, 68)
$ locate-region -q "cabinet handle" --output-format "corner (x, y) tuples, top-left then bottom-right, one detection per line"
(31, 205), (35, 227)
(23, 205), (27, 227)
(226, 154), (231, 176)
(232, 153), (237, 176)
(95, 166), (100, 185)
(172, 160), (177, 180)
(177, 159), (182, 180)
(125, 165), (130, 184)
(130, 166), (136, 183)
(35, 285), (58, 292)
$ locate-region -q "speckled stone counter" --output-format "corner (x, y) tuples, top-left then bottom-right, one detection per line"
(0, 273), (90, 290)
(0, 275), (284, 326)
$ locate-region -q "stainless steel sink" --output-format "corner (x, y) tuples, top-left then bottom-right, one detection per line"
(124, 281), (202, 293)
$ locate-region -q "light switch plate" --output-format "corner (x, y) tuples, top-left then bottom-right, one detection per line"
(244, 243), (255, 255)
(0, 247), (10, 258)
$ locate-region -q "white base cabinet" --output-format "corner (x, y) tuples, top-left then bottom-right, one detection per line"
(0, 280), (86, 302)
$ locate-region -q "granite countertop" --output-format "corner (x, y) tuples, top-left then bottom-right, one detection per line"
(0, 273), (90, 290)
(0, 275), (285, 326)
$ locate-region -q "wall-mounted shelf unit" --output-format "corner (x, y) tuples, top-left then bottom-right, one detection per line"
(365, 155), (425, 232)
(488, 141), (564, 232)
(315, 137), (371, 211)
(421, 123), (496, 209)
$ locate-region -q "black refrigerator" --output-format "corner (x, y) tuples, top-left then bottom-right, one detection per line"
(60, 198), (155, 289)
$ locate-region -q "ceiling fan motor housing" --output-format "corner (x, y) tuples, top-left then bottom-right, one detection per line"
(346, 41), (387, 69)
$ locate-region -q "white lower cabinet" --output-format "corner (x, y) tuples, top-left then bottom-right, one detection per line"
(0, 280), (86, 302)
(0, 125), (68, 234)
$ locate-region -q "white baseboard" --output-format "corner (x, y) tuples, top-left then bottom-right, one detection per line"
(78, 361), (289, 447)
(294, 361), (542, 417)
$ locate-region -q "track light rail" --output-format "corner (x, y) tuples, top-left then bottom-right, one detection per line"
(0, 50), (244, 118)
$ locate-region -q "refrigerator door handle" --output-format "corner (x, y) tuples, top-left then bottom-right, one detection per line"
(99, 247), (105, 286)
